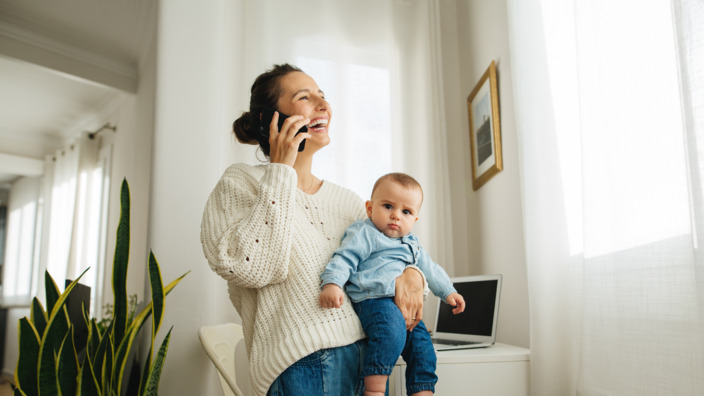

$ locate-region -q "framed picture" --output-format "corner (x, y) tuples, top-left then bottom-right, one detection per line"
(467, 60), (502, 190)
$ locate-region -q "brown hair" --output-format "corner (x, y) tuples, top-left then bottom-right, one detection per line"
(371, 172), (424, 203)
(232, 64), (303, 157)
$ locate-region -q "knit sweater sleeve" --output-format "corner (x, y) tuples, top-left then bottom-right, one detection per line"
(201, 163), (298, 288)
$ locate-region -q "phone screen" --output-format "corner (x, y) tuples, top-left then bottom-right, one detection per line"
(259, 107), (307, 152)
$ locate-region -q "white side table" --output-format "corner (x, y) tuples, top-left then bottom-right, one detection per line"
(388, 343), (530, 395)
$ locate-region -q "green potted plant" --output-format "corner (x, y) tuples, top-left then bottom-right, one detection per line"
(13, 179), (188, 396)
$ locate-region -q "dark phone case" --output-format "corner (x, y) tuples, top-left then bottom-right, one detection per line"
(259, 107), (307, 152)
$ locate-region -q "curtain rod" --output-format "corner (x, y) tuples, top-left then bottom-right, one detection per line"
(88, 123), (117, 139)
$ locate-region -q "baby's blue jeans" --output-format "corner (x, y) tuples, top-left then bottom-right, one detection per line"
(353, 297), (437, 394)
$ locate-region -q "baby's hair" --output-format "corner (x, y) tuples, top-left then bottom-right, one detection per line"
(371, 172), (424, 203)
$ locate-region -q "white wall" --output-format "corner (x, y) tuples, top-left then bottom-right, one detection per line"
(149, 1), (245, 395)
(438, 0), (529, 348)
(98, 37), (157, 315)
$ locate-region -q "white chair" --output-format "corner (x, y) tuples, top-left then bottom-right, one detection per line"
(199, 323), (246, 396)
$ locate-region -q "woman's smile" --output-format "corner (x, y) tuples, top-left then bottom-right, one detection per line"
(308, 117), (329, 132)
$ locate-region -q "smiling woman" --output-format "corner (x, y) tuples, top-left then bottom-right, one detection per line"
(201, 59), (435, 395)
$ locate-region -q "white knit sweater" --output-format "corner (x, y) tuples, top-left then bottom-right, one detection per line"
(201, 163), (367, 395)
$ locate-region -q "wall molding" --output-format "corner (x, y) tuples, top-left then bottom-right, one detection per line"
(0, 19), (138, 93)
(0, 153), (44, 177)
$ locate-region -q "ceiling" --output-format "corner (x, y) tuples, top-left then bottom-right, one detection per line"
(0, 0), (155, 187)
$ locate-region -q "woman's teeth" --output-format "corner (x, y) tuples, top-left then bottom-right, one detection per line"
(308, 119), (328, 129)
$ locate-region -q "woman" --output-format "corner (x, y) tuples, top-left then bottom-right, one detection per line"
(201, 64), (425, 396)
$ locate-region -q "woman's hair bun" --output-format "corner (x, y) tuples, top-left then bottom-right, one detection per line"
(233, 111), (258, 145)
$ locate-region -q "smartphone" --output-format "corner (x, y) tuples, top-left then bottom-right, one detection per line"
(259, 107), (307, 152)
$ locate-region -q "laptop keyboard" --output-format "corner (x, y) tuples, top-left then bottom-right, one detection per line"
(432, 338), (481, 346)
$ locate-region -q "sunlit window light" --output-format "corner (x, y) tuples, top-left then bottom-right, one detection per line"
(3, 200), (37, 300)
(299, 57), (393, 200)
(46, 175), (77, 280)
(543, 0), (688, 258)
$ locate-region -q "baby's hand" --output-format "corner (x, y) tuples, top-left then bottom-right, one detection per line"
(319, 284), (345, 308)
(446, 293), (466, 314)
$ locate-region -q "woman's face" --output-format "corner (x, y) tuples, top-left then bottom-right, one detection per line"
(276, 71), (331, 151)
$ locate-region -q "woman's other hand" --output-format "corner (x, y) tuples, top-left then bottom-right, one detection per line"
(267, 111), (310, 167)
(394, 268), (424, 331)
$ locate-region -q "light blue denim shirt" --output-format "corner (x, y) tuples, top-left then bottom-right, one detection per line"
(320, 219), (457, 303)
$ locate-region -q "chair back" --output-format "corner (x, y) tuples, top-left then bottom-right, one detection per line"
(198, 323), (246, 396)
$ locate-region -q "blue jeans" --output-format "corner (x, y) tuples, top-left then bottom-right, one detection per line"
(267, 339), (365, 396)
(353, 297), (437, 395)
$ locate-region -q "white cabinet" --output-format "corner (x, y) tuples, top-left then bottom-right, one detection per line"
(388, 343), (530, 395)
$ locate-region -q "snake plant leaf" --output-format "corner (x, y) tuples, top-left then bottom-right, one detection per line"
(81, 300), (91, 330)
(113, 324), (144, 396)
(87, 319), (101, 362)
(77, 350), (101, 396)
(103, 335), (114, 395)
(38, 308), (69, 395)
(37, 311), (68, 395)
(148, 251), (165, 339)
(38, 267), (90, 391)
(13, 388), (28, 396)
(44, 271), (61, 317)
(129, 271), (189, 337)
(113, 178), (130, 347)
(91, 320), (113, 393)
(44, 268), (91, 327)
(37, 349), (58, 395)
(31, 297), (48, 337)
(117, 270), (186, 396)
(137, 344), (153, 396)
(111, 263), (184, 396)
(57, 331), (79, 396)
(142, 327), (172, 396)
(15, 317), (40, 396)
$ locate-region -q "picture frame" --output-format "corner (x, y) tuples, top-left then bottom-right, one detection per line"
(467, 60), (502, 190)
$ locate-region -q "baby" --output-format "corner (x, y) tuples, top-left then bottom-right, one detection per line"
(320, 172), (465, 396)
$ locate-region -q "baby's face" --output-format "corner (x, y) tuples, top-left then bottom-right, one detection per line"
(365, 180), (422, 238)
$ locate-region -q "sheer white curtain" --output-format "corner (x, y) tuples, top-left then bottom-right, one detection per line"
(508, 0), (704, 394)
(236, 0), (453, 266)
(1, 176), (41, 306)
(40, 131), (107, 312)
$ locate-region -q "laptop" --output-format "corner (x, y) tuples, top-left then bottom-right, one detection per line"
(431, 274), (502, 351)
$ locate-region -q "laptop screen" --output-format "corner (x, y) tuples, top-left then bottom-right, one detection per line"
(433, 274), (502, 342)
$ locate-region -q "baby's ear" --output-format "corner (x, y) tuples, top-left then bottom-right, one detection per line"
(365, 200), (373, 218)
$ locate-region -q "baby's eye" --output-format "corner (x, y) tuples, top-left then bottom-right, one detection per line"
(383, 204), (392, 210)
(403, 210), (412, 215)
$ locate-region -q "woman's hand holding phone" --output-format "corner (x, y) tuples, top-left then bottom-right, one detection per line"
(264, 109), (310, 167)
